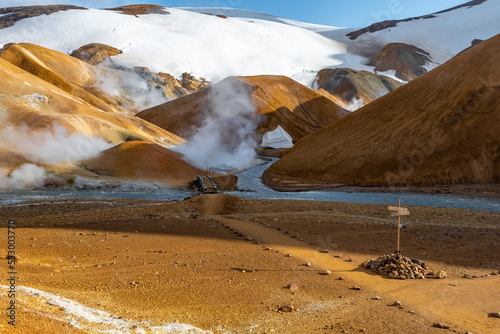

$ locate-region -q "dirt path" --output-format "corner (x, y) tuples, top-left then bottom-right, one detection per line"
(203, 194), (500, 334)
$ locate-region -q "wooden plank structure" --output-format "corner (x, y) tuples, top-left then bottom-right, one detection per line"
(388, 199), (410, 255)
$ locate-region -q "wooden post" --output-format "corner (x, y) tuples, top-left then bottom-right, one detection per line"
(388, 200), (409, 256)
(397, 198), (401, 255)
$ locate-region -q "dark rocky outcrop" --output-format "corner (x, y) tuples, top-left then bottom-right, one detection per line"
(314, 68), (402, 106)
(70, 43), (122, 65)
(0, 5), (86, 29)
(368, 43), (432, 81)
(104, 5), (169, 16)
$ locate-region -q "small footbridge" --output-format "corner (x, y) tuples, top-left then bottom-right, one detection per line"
(194, 175), (219, 193)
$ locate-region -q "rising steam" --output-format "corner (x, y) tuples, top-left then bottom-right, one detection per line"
(345, 97), (364, 112)
(94, 61), (168, 111)
(0, 123), (112, 189)
(0, 124), (112, 165)
(175, 78), (260, 170)
(0, 164), (46, 189)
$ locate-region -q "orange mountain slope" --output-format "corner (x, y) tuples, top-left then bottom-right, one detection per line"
(0, 56), (183, 170)
(83, 141), (201, 187)
(264, 34), (500, 187)
(0, 43), (131, 113)
(138, 75), (347, 143)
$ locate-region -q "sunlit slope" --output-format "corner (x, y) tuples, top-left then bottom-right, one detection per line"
(83, 141), (201, 186)
(0, 56), (183, 171)
(138, 75), (347, 143)
(264, 34), (500, 187)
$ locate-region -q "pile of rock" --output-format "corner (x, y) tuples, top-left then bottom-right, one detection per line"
(364, 254), (428, 279)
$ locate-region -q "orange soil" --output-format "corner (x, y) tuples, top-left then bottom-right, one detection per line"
(0, 195), (498, 333)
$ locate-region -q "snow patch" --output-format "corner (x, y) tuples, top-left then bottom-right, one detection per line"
(0, 285), (213, 333)
(0, 8), (347, 86)
(261, 126), (293, 149)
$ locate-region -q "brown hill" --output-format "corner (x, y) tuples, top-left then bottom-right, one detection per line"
(0, 43), (128, 113)
(1, 42), (203, 114)
(82, 141), (200, 186)
(264, 34), (500, 187)
(70, 43), (122, 65)
(314, 68), (403, 107)
(368, 43), (432, 81)
(0, 56), (183, 171)
(138, 75), (346, 143)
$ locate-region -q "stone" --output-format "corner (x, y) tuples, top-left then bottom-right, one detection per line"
(338, 277), (344, 280)
(278, 304), (294, 312)
(364, 254), (430, 279)
(372, 296), (382, 300)
(393, 301), (402, 307)
(433, 323), (450, 329)
(284, 284), (300, 293)
(285, 254), (292, 257)
(245, 236), (253, 241)
(352, 286), (361, 290)
(436, 270), (447, 279)
(322, 270), (332, 275)
(488, 312), (500, 318)
(304, 262), (312, 267)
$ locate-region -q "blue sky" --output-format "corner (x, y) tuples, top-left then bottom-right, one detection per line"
(5, 0), (469, 27)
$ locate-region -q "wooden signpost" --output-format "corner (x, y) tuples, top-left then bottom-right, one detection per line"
(388, 199), (410, 255)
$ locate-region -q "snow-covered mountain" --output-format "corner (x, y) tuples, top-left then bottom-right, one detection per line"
(0, 1), (498, 86)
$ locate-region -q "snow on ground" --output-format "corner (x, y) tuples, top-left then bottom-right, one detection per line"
(3, 285), (214, 333)
(342, 0), (500, 71)
(177, 7), (345, 32)
(0, 2), (498, 86)
(0, 8), (347, 86)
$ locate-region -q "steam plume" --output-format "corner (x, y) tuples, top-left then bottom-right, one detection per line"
(0, 164), (46, 189)
(0, 124), (112, 165)
(176, 78), (260, 170)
